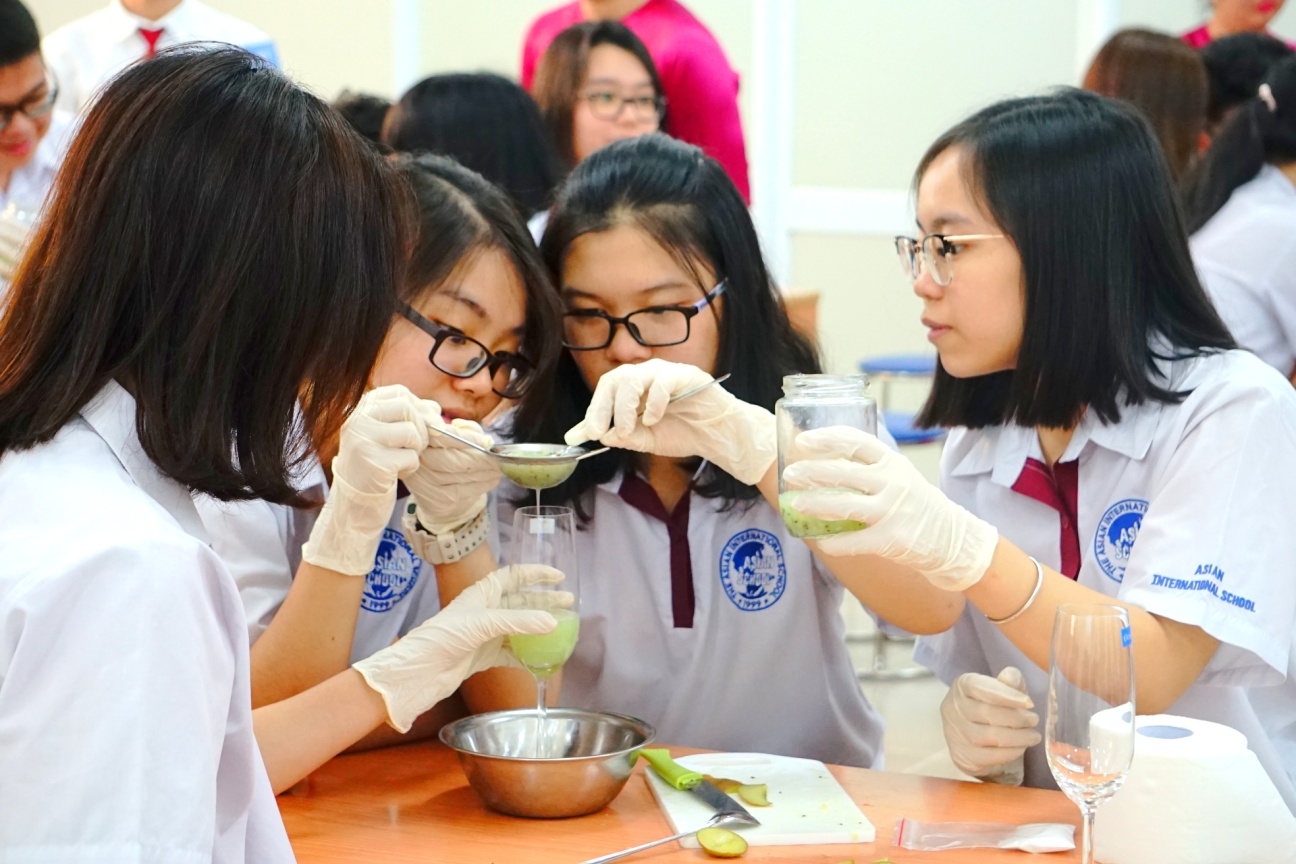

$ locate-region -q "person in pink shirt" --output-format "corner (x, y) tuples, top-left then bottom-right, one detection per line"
(1182, 0), (1295, 49)
(521, 0), (750, 202)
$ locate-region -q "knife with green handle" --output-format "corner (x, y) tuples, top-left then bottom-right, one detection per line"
(640, 749), (760, 824)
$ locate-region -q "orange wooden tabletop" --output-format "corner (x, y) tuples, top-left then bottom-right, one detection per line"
(279, 743), (1080, 863)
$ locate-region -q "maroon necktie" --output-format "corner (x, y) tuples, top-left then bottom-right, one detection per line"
(618, 472), (695, 628)
(1010, 458), (1081, 579)
(139, 27), (165, 57)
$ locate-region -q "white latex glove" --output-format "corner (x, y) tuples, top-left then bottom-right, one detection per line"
(405, 410), (502, 534)
(354, 564), (571, 732)
(781, 426), (998, 590)
(300, 385), (429, 575)
(0, 210), (33, 281)
(563, 359), (774, 485)
(940, 667), (1042, 785)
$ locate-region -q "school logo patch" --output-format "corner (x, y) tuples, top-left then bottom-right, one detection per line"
(1094, 498), (1147, 583)
(719, 529), (787, 611)
(362, 528), (422, 613)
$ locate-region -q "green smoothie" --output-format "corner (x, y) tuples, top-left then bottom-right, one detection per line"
(779, 490), (867, 539)
(499, 459), (576, 490)
(509, 608), (580, 678)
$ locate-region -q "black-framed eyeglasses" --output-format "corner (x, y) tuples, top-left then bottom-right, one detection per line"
(893, 233), (1006, 287)
(580, 89), (666, 122)
(0, 74), (58, 134)
(562, 281), (726, 351)
(398, 305), (535, 399)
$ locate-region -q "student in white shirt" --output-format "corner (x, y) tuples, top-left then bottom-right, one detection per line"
(214, 153), (564, 744)
(768, 90), (1296, 808)
(0, 0), (73, 283)
(1186, 55), (1296, 378)
(42, 0), (278, 115)
(0, 47), (562, 860)
(502, 134), (935, 769)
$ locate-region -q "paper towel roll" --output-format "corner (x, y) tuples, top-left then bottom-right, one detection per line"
(1088, 702), (1136, 776)
(1094, 714), (1296, 864)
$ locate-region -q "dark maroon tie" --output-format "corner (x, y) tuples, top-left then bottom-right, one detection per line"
(1010, 457), (1081, 579)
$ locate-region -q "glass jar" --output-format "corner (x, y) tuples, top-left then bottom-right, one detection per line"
(776, 374), (876, 539)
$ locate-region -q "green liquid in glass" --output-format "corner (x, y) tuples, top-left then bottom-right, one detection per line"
(778, 490), (867, 539)
(509, 608), (580, 678)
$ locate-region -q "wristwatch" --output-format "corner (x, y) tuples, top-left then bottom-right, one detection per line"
(401, 502), (490, 565)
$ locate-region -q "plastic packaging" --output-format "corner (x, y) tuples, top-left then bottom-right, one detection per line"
(894, 819), (1076, 853)
(775, 374), (875, 539)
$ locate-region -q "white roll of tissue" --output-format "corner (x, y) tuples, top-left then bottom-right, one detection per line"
(1093, 714), (1296, 864)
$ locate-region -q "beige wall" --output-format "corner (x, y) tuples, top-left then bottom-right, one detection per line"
(23, 0), (1296, 380)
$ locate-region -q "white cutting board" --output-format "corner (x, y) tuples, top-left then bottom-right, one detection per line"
(645, 752), (876, 848)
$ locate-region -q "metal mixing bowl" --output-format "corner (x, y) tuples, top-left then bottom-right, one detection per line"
(439, 708), (655, 818)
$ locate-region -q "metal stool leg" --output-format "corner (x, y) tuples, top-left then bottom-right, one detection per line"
(856, 630), (932, 681)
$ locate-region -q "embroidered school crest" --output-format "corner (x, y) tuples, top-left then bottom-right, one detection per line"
(1094, 498), (1147, 583)
(362, 527), (423, 613)
(719, 529), (788, 611)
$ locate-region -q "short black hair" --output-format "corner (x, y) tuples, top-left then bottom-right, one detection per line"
(915, 89), (1235, 431)
(383, 73), (562, 218)
(515, 134), (820, 519)
(1183, 54), (1296, 232)
(0, 0), (40, 67)
(392, 152), (563, 423)
(332, 90), (391, 150)
(0, 46), (413, 507)
(1200, 32), (1293, 129)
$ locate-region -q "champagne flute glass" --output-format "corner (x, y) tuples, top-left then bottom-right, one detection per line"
(506, 506), (580, 719)
(1047, 604), (1136, 864)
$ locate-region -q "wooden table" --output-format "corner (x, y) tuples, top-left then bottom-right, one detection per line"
(280, 743), (1080, 863)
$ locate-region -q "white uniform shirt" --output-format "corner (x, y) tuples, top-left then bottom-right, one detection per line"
(1192, 165), (1296, 376)
(199, 462), (445, 661)
(914, 350), (1296, 809)
(0, 111), (74, 212)
(43, 0), (279, 115)
(496, 474), (885, 768)
(0, 382), (293, 862)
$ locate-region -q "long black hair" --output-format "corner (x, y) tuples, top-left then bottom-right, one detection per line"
(391, 152), (562, 430)
(0, 46), (413, 506)
(916, 89), (1235, 431)
(383, 73), (562, 218)
(1199, 32), (1293, 133)
(512, 134), (819, 517)
(1183, 54), (1296, 232)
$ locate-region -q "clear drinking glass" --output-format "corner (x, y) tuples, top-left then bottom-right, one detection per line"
(506, 506), (580, 718)
(1046, 604), (1136, 864)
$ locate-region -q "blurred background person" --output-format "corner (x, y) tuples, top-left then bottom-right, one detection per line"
(332, 90), (391, 151)
(1082, 27), (1208, 181)
(0, 0), (71, 287)
(382, 72), (562, 226)
(532, 21), (664, 170)
(1200, 32), (1293, 142)
(1186, 55), (1296, 378)
(1183, 0), (1295, 48)
(42, 0), (279, 115)
(521, 0), (750, 202)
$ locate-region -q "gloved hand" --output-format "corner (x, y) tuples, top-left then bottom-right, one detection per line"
(405, 410), (502, 534)
(563, 359), (775, 484)
(781, 426), (998, 590)
(940, 667), (1041, 785)
(354, 564), (571, 732)
(0, 209), (33, 281)
(301, 385), (429, 575)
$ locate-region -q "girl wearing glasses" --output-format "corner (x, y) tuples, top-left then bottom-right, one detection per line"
(501, 133), (901, 768)
(775, 90), (1296, 805)
(201, 152), (565, 743)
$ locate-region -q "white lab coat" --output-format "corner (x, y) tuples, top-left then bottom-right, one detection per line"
(0, 381), (294, 862)
(915, 349), (1296, 811)
(43, 0), (279, 115)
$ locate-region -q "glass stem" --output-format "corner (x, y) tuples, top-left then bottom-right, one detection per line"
(1080, 803), (1096, 864)
(535, 488), (541, 509)
(535, 675), (548, 716)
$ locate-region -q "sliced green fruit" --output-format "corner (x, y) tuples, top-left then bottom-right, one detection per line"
(696, 827), (748, 858)
(736, 784), (769, 806)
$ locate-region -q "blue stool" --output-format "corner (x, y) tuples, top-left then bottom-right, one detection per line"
(851, 354), (943, 680)
(858, 354), (946, 447)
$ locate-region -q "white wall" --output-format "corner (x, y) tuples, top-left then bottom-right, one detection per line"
(24, 0), (1296, 378)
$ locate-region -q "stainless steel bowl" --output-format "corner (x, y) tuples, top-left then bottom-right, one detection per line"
(439, 708), (655, 819)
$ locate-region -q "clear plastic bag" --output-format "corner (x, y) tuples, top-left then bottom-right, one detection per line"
(894, 819), (1076, 853)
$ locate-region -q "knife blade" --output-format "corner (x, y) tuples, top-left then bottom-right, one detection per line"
(640, 749), (760, 825)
